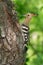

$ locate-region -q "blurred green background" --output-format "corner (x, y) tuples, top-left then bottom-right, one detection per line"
(12, 0), (43, 65)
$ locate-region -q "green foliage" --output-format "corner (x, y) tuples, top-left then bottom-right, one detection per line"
(12, 0), (43, 65)
(13, 0), (39, 18)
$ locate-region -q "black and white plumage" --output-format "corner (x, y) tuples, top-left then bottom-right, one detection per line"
(21, 24), (29, 43)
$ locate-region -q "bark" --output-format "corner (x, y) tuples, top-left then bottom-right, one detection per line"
(0, 0), (26, 65)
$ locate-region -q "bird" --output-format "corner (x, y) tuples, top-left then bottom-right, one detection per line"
(20, 13), (37, 52)
(21, 13), (36, 43)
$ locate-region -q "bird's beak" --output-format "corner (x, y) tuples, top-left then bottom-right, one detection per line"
(22, 15), (26, 17)
(20, 13), (38, 17)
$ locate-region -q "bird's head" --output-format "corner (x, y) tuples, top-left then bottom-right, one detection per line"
(24, 13), (37, 18)
(23, 13), (37, 25)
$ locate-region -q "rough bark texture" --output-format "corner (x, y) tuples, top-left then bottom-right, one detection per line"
(0, 0), (26, 65)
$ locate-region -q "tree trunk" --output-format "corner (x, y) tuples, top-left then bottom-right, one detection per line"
(0, 0), (26, 65)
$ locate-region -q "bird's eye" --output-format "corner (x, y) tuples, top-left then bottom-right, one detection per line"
(28, 15), (29, 16)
